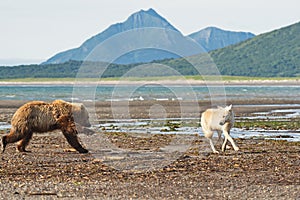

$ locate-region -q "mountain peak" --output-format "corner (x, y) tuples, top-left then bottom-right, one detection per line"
(131, 8), (163, 20)
(203, 26), (220, 30)
(125, 8), (178, 31)
(189, 27), (255, 51)
(140, 8), (159, 16)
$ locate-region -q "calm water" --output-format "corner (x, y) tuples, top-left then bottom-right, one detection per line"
(0, 84), (299, 102)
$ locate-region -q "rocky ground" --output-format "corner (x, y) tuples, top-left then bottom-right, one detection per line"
(0, 100), (300, 199)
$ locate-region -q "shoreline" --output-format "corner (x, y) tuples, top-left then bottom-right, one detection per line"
(0, 79), (299, 86)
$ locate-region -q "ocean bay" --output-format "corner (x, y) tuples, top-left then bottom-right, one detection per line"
(0, 84), (299, 102)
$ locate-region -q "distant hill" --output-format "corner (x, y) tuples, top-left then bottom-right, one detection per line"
(0, 60), (141, 79)
(188, 27), (255, 51)
(43, 8), (254, 65)
(0, 21), (299, 78)
(210, 21), (300, 77)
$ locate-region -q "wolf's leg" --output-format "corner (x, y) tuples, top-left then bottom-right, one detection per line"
(209, 138), (219, 154)
(222, 130), (239, 151)
(202, 128), (219, 153)
(221, 136), (228, 152)
(216, 130), (223, 145)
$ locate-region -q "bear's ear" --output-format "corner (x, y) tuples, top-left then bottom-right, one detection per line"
(72, 103), (83, 109)
(76, 103), (85, 109)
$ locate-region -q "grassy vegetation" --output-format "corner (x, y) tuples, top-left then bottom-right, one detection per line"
(0, 77), (78, 82)
(0, 75), (299, 83)
(184, 75), (300, 81)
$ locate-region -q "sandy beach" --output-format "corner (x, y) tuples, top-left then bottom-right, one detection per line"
(0, 78), (300, 86)
(0, 94), (299, 199)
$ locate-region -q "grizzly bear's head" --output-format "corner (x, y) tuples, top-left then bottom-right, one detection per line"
(72, 103), (91, 127)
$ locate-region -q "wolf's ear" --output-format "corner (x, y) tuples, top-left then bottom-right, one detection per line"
(226, 104), (232, 111)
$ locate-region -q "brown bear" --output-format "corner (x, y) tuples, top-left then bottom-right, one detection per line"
(1, 100), (90, 153)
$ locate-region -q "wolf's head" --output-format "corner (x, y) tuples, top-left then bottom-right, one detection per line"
(219, 105), (234, 126)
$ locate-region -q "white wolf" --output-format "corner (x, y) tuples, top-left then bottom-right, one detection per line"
(201, 105), (239, 153)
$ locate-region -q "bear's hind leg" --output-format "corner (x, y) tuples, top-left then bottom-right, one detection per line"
(2, 129), (24, 153)
(17, 132), (33, 152)
(1, 136), (7, 153)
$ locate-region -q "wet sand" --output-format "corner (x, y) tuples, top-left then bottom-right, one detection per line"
(1, 98), (300, 120)
(0, 99), (300, 199)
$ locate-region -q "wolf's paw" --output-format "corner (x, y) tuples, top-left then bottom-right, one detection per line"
(234, 147), (239, 151)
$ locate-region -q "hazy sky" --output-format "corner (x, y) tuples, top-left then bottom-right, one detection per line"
(0, 0), (299, 65)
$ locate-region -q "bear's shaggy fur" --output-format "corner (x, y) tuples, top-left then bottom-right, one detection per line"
(2, 100), (90, 153)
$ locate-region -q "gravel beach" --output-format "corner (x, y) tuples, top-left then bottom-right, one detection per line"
(0, 99), (300, 199)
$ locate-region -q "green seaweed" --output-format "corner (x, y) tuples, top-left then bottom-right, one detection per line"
(235, 119), (300, 130)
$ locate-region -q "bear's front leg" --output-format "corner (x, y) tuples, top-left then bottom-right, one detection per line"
(62, 130), (88, 153)
(58, 115), (88, 154)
